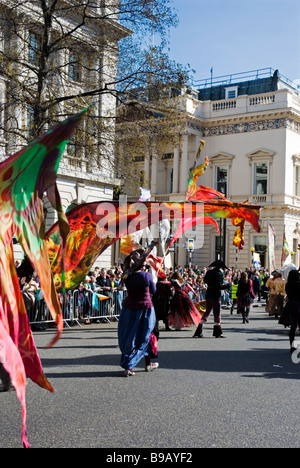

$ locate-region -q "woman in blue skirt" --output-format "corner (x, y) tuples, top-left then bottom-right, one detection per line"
(118, 248), (159, 377)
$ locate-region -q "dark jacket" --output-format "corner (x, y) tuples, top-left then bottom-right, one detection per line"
(204, 268), (228, 299)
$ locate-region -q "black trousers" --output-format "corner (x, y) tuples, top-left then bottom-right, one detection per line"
(289, 312), (300, 347)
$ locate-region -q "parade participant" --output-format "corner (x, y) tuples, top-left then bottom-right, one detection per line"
(265, 271), (286, 317)
(284, 270), (300, 354)
(152, 278), (173, 333)
(193, 260), (230, 338)
(168, 272), (202, 331)
(237, 271), (255, 323)
(118, 247), (159, 377)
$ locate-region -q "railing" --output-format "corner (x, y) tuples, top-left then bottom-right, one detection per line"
(193, 67), (299, 91)
(27, 289), (126, 329)
(249, 94), (275, 106)
(212, 100), (236, 111)
(208, 92), (277, 115)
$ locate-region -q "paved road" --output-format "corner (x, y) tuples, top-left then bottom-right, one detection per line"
(1, 302), (300, 449)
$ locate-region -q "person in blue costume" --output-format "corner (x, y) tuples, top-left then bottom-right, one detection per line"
(118, 245), (159, 377)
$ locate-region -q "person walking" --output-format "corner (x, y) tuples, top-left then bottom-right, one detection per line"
(265, 271), (286, 317)
(284, 269), (300, 354)
(118, 248), (159, 377)
(152, 278), (173, 333)
(193, 260), (230, 338)
(236, 271), (255, 323)
(230, 278), (239, 314)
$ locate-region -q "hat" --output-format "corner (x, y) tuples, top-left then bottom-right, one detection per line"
(271, 270), (281, 277)
(209, 260), (228, 269)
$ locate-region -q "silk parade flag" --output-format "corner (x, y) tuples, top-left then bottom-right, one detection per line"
(268, 222), (276, 271)
(172, 139), (261, 248)
(281, 231), (290, 267)
(0, 108), (89, 447)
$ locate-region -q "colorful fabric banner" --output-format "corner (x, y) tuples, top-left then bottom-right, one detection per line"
(176, 139), (261, 250)
(281, 231), (290, 267)
(46, 201), (191, 290)
(0, 108), (89, 447)
(168, 215), (220, 249)
(232, 215), (246, 250)
(119, 233), (143, 255)
(46, 200), (261, 291)
(268, 222), (276, 271)
(203, 200), (261, 232)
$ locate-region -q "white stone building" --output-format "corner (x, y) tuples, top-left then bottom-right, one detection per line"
(122, 69), (300, 270)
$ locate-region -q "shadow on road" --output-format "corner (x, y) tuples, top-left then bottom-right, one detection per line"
(41, 345), (300, 382)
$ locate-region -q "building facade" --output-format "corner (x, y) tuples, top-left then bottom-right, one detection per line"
(120, 69), (300, 270)
(0, 0), (130, 268)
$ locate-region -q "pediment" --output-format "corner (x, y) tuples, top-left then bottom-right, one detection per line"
(209, 152), (235, 164)
(246, 148), (275, 161)
(292, 153), (300, 163)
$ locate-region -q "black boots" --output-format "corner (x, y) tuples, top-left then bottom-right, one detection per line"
(193, 323), (203, 338)
(213, 324), (226, 338)
(193, 323), (226, 338)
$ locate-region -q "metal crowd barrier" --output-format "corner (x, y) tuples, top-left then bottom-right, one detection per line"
(27, 289), (126, 329)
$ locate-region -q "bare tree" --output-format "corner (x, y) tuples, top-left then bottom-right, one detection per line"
(0, 0), (191, 183)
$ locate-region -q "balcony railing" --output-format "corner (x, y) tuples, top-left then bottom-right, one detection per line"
(249, 95), (275, 106)
(212, 100), (237, 111)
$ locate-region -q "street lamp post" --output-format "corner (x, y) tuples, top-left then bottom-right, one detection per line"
(251, 247), (255, 268)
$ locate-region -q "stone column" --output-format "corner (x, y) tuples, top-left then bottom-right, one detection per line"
(151, 149), (158, 195)
(180, 134), (189, 193)
(144, 151), (151, 189)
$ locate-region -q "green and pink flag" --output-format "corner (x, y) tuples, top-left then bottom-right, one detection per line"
(0, 108), (89, 447)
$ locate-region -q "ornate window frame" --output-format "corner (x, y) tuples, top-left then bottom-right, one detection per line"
(292, 153), (300, 198)
(209, 152), (235, 197)
(246, 148), (275, 199)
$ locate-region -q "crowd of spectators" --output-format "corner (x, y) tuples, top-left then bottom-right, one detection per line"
(15, 257), (271, 327)
(158, 264), (270, 309)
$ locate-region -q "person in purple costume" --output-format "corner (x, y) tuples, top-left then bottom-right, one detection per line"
(118, 247), (159, 377)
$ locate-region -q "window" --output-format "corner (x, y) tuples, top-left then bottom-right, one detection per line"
(225, 86), (238, 99)
(215, 219), (226, 261)
(28, 31), (41, 66)
(168, 167), (173, 193)
(247, 149), (274, 198)
(68, 50), (81, 82)
(253, 235), (267, 268)
(26, 105), (34, 138)
(140, 170), (145, 186)
(68, 132), (78, 158)
(254, 163), (268, 194)
(215, 166), (228, 196)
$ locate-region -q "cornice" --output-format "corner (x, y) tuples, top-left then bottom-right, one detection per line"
(184, 104), (300, 135)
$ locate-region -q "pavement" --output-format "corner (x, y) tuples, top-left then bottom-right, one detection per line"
(1, 301), (300, 449)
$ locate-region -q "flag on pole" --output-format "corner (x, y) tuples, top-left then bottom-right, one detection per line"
(268, 222), (276, 271)
(281, 231), (290, 266)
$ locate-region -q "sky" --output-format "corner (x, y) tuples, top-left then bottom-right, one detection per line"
(167, 0), (300, 85)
